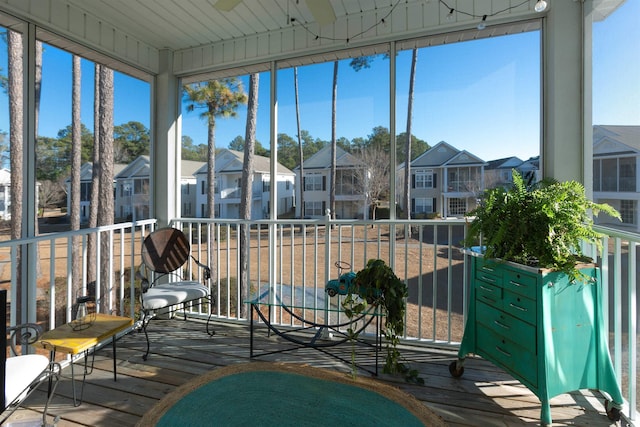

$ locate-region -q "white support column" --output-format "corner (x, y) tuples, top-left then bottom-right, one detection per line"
(542, 0), (585, 183)
(269, 61), (278, 308)
(153, 49), (181, 226)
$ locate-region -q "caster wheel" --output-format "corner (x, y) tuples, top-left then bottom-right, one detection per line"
(604, 400), (621, 422)
(449, 361), (464, 378)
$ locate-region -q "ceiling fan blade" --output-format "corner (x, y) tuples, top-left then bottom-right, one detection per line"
(305, 0), (336, 26)
(214, 0), (243, 12)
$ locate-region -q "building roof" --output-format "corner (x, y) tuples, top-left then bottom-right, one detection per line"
(411, 141), (485, 168)
(485, 156), (523, 170)
(296, 145), (362, 170)
(593, 125), (640, 156)
(194, 149), (294, 176)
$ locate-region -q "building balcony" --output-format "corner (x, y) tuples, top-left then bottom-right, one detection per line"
(2, 218), (638, 426)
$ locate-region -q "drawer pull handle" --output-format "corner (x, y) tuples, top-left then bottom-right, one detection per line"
(495, 346), (512, 358)
(479, 285), (495, 293)
(509, 303), (527, 312)
(480, 296), (496, 304)
(480, 275), (496, 283)
(494, 320), (510, 330)
(510, 280), (525, 288)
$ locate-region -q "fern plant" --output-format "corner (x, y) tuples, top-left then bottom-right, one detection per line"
(465, 170), (620, 280)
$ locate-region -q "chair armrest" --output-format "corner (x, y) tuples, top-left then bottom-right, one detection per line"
(136, 265), (150, 293)
(191, 255), (211, 281)
(6, 323), (43, 355)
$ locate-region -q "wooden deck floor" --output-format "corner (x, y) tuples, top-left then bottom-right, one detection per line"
(5, 318), (621, 426)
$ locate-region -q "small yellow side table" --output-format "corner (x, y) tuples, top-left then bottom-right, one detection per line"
(37, 313), (133, 406)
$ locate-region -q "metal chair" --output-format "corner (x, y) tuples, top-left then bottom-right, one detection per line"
(2, 289), (61, 426)
(137, 227), (215, 360)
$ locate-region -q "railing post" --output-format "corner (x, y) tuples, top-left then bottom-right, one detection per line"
(323, 210), (332, 338)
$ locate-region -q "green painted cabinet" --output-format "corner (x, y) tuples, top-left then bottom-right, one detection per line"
(451, 253), (623, 425)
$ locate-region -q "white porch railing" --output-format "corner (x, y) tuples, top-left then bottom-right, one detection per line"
(0, 217), (637, 422)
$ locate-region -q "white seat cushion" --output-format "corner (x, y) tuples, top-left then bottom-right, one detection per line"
(142, 281), (209, 310)
(5, 354), (50, 406)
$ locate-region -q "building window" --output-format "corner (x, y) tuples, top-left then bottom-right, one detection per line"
(134, 179), (149, 195)
(304, 201), (324, 216)
(413, 198), (433, 214)
(81, 182), (93, 201)
(414, 170), (434, 189)
(448, 168), (479, 192)
(619, 157), (636, 192)
(595, 157), (637, 192)
(620, 200), (636, 224)
(336, 170), (358, 195)
(304, 175), (323, 191)
(448, 198), (467, 216)
(263, 179), (271, 192)
(601, 158), (618, 191)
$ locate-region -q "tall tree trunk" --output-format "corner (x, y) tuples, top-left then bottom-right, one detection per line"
(239, 73), (258, 318)
(207, 119), (216, 219)
(294, 67), (304, 219)
(404, 48), (417, 222)
(97, 66), (114, 312)
(8, 30), (23, 320)
(70, 55), (82, 297)
(206, 114), (217, 280)
(330, 61), (338, 220)
(87, 64), (101, 288)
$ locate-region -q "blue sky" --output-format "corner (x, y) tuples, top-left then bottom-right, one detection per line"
(182, 30), (542, 162)
(1, 0), (638, 164)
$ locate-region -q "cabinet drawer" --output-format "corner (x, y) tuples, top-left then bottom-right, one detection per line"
(475, 282), (502, 309)
(503, 290), (536, 324)
(475, 260), (502, 286)
(504, 268), (537, 299)
(477, 324), (538, 388)
(476, 301), (536, 348)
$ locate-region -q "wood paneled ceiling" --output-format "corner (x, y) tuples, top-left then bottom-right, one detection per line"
(62, 0), (418, 52)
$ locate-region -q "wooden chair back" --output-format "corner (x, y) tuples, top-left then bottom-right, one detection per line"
(141, 228), (191, 274)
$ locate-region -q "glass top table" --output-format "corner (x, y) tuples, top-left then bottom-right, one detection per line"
(246, 287), (382, 375)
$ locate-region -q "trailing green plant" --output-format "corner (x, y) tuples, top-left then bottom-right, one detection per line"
(341, 291), (367, 379)
(352, 258), (422, 384)
(464, 170), (620, 280)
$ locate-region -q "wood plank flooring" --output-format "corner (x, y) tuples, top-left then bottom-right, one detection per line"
(5, 318), (623, 426)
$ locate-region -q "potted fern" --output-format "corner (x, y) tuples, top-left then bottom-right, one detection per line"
(464, 170), (620, 278)
(454, 169), (624, 425)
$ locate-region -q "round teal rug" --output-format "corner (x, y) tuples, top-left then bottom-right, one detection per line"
(137, 362), (445, 426)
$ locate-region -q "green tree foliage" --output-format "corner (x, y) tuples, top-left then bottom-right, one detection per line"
(182, 135), (208, 161)
(396, 131), (429, 163)
(113, 120), (150, 162)
(277, 130), (325, 170)
(36, 136), (72, 181)
(228, 135), (268, 156)
(56, 123), (94, 165)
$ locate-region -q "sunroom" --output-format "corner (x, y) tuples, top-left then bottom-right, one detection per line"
(1, 0), (638, 425)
